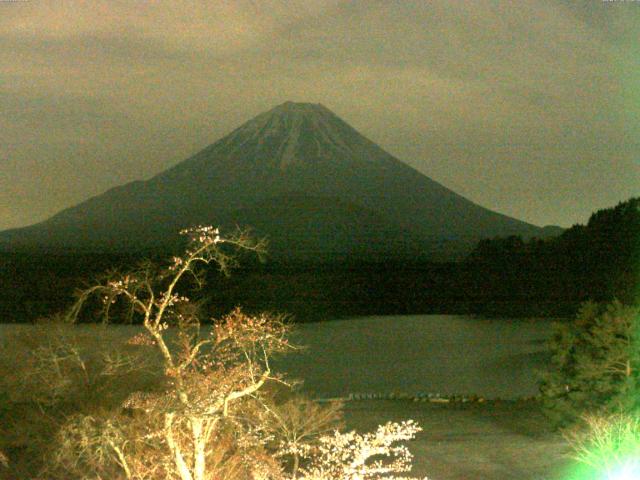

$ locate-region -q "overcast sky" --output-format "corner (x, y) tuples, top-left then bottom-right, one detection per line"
(1, 0), (638, 230)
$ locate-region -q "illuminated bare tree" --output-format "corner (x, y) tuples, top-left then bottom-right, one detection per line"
(64, 226), (292, 480)
(297, 420), (424, 480)
(48, 226), (427, 480)
(263, 395), (344, 478)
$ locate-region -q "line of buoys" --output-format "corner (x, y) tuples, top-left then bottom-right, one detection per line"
(315, 393), (542, 403)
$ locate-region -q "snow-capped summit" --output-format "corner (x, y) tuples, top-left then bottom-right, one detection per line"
(232, 102), (358, 169)
(167, 100), (390, 175)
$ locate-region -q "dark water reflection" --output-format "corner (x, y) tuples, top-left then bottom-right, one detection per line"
(0, 314), (560, 400)
(273, 315), (559, 399)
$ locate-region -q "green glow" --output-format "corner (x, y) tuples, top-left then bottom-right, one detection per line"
(559, 455), (639, 480)
(606, 461), (640, 480)
(561, 414), (640, 480)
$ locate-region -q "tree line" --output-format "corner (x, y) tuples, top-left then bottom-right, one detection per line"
(0, 197), (637, 323)
(465, 197), (640, 307)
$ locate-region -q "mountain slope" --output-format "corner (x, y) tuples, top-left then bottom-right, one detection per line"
(0, 102), (561, 259)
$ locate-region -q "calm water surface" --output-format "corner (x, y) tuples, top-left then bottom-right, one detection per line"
(1, 315), (559, 399)
(273, 315), (558, 399)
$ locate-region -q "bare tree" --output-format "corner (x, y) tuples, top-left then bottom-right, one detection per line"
(63, 226), (293, 480)
(29, 225), (428, 480)
(262, 395), (344, 478)
(297, 420), (424, 480)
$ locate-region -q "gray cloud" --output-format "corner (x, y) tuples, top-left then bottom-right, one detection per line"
(0, 0), (638, 230)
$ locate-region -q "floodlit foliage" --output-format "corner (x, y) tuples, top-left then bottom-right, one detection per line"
(297, 420), (423, 480)
(263, 394), (344, 478)
(0, 226), (429, 479)
(0, 319), (162, 478)
(564, 413), (640, 479)
(539, 300), (640, 427)
(60, 226), (288, 480)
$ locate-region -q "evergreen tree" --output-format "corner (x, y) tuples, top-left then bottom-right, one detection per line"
(539, 300), (640, 427)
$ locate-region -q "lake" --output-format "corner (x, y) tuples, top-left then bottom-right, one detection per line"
(0, 314), (559, 400)
(274, 315), (558, 399)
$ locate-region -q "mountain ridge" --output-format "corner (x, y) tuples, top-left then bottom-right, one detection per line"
(0, 101), (563, 259)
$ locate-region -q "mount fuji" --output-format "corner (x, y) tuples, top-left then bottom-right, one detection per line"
(0, 102), (560, 260)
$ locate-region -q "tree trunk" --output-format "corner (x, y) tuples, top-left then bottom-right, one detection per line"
(192, 417), (206, 480)
(165, 413), (193, 480)
(292, 453), (300, 479)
